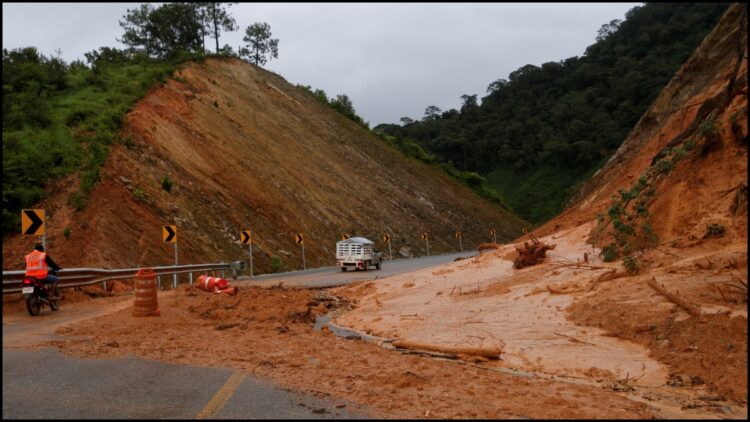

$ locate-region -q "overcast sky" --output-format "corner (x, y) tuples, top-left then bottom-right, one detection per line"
(3, 2), (640, 126)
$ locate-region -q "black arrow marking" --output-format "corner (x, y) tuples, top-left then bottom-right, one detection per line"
(164, 226), (176, 242)
(241, 231), (250, 244)
(23, 210), (43, 235)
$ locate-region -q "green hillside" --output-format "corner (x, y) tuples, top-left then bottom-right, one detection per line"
(375, 3), (730, 224)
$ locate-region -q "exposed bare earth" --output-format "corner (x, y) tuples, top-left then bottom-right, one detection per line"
(4, 4), (747, 420)
(6, 285), (653, 419)
(2, 57), (525, 274)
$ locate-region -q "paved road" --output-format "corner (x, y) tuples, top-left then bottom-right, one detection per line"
(3, 252), (473, 419)
(239, 251), (478, 288)
(2, 349), (368, 419)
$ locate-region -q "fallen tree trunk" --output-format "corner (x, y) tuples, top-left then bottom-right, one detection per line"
(513, 235), (556, 269)
(392, 339), (504, 360)
(478, 242), (502, 253)
(647, 277), (702, 317)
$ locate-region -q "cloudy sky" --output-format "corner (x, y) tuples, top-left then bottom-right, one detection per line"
(3, 2), (640, 126)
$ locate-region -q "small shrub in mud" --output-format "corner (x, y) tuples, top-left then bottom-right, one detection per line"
(63, 227), (71, 240)
(271, 255), (282, 273)
(623, 255), (638, 274)
(698, 113), (722, 155)
(161, 175), (173, 192)
(132, 187), (147, 202)
(706, 223), (726, 238)
(602, 243), (618, 262)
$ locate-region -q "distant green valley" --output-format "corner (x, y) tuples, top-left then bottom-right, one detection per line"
(374, 3), (730, 224)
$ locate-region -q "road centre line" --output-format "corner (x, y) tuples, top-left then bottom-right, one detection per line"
(195, 371), (247, 419)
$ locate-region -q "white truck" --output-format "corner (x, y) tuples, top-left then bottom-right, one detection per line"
(336, 237), (383, 271)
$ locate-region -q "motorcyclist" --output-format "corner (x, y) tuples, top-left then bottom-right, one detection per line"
(24, 243), (62, 293)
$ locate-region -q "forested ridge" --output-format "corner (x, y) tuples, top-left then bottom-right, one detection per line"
(374, 3), (730, 224)
(3, 3), (731, 235)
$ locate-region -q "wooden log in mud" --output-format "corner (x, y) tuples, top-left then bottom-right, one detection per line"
(392, 339), (504, 360)
(647, 277), (702, 317)
(513, 235), (556, 269)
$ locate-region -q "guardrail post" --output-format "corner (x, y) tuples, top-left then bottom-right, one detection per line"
(173, 271), (178, 289)
(157, 275), (162, 290)
(189, 272), (193, 285)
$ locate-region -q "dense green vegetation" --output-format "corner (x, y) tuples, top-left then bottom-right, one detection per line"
(2, 2), (279, 235)
(2, 46), (177, 232)
(296, 84), (370, 128)
(3, 2), (729, 236)
(375, 3), (730, 224)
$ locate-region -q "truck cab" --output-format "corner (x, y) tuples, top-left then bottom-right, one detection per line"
(336, 237), (383, 271)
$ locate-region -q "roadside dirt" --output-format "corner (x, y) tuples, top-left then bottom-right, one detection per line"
(5, 284), (654, 419)
(3, 4), (746, 420)
(333, 223), (747, 417)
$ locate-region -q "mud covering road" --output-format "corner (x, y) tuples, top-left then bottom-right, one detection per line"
(2, 293), (369, 419)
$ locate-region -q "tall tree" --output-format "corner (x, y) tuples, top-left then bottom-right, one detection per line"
(423, 105), (442, 122)
(119, 3), (155, 56)
(147, 3), (203, 59)
(203, 3), (238, 53)
(191, 2), (211, 53)
(240, 22), (279, 66)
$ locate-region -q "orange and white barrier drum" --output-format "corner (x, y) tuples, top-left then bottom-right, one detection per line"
(133, 268), (161, 317)
(196, 275), (237, 295)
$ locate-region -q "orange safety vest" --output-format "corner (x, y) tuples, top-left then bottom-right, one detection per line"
(25, 250), (49, 278)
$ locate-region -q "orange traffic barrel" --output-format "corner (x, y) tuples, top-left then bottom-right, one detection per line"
(133, 268), (161, 317)
(196, 275), (237, 296)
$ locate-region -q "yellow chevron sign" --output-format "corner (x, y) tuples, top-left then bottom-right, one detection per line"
(163, 225), (177, 243)
(21, 209), (45, 236)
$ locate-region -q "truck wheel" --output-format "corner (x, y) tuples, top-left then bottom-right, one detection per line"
(362, 261), (369, 271)
(376, 262), (381, 270)
(341, 267), (347, 272)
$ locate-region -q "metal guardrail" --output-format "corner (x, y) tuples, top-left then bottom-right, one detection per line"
(2, 261), (246, 294)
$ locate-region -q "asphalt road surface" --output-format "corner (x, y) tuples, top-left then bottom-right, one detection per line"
(3, 252), (474, 419)
(239, 251), (478, 288)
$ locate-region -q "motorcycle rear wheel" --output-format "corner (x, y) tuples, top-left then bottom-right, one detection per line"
(49, 286), (61, 311)
(26, 296), (42, 316)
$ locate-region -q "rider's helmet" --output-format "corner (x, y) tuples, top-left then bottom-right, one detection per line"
(34, 243), (45, 252)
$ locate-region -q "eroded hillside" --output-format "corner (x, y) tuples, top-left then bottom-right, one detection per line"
(2, 58), (525, 272)
(332, 2), (747, 415)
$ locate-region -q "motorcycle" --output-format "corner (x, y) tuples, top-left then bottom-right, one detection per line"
(22, 269), (61, 316)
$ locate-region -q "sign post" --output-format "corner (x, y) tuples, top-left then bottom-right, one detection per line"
(295, 233), (305, 270)
(241, 230), (253, 277)
(421, 232), (429, 257)
(383, 234), (392, 260)
(163, 225), (177, 287)
(489, 228), (497, 243)
(455, 231), (463, 252)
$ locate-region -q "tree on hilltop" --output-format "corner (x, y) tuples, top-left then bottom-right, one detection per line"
(119, 3), (203, 59)
(200, 3), (238, 53)
(119, 4), (155, 56)
(240, 22), (279, 66)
